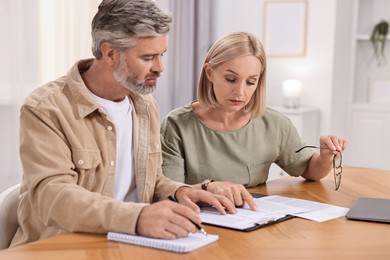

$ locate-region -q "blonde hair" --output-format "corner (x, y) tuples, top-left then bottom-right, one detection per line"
(197, 32), (267, 118)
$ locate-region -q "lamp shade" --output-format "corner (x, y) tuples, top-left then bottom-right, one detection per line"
(282, 80), (302, 97)
(282, 79), (302, 108)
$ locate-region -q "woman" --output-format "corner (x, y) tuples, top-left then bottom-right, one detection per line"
(160, 32), (348, 209)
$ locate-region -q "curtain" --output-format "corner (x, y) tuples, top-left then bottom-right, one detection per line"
(154, 0), (214, 119)
(0, 0), (100, 193)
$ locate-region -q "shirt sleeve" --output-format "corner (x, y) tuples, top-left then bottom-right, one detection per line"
(275, 117), (314, 177)
(160, 116), (186, 183)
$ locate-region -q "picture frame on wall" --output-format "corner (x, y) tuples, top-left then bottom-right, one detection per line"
(263, 0), (308, 57)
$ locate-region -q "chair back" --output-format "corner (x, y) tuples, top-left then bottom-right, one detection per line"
(0, 183), (21, 249)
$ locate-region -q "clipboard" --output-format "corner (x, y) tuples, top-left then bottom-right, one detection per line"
(242, 193), (294, 231)
(238, 214), (294, 232)
(201, 214), (294, 232)
(199, 193), (295, 232)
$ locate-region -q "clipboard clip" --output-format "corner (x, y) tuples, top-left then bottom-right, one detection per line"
(255, 218), (278, 226)
(254, 215), (294, 228)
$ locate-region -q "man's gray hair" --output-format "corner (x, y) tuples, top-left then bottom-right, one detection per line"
(91, 0), (172, 59)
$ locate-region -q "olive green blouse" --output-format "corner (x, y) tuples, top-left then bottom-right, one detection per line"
(160, 103), (313, 187)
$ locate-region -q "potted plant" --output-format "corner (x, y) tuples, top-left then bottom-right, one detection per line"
(370, 20), (389, 66)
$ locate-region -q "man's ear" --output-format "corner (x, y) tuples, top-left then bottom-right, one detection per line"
(100, 42), (119, 67)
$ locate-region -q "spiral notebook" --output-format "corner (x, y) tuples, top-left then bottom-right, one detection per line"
(107, 232), (219, 253)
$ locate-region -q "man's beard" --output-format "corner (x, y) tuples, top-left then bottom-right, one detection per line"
(113, 56), (159, 95)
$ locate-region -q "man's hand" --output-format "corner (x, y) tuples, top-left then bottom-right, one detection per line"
(136, 200), (200, 239)
(136, 187), (237, 239)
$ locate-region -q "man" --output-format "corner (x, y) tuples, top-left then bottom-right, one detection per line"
(11, 0), (235, 247)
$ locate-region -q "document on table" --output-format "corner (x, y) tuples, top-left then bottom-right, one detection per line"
(200, 195), (309, 231)
(260, 195), (350, 222)
(200, 195), (349, 231)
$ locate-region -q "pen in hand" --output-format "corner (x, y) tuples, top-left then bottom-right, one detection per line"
(168, 195), (208, 236)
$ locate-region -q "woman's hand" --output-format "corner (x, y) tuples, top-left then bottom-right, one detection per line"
(302, 134), (348, 181)
(174, 187), (237, 215)
(319, 135), (348, 161)
(206, 181), (257, 210)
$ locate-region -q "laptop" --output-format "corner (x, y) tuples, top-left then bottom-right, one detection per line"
(346, 197), (390, 223)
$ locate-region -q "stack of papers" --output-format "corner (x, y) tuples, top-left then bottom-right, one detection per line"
(257, 195), (349, 222)
(200, 195), (349, 230)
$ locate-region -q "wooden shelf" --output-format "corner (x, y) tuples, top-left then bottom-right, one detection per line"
(356, 35), (390, 41)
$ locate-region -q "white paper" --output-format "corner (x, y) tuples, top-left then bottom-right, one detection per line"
(200, 196), (308, 229)
(200, 195), (349, 229)
(259, 195), (349, 222)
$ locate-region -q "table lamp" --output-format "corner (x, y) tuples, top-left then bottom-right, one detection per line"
(282, 79), (302, 109)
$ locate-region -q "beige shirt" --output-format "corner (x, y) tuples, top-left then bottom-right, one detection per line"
(11, 59), (183, 247)
(161, 103), (313, 186)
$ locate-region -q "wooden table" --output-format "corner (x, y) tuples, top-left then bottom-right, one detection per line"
(1, 166), (390, 259)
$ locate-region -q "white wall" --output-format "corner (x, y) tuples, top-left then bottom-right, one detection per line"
(0, 0), (38, 193)
(330, 0), (354, 137)
(213, 0), (344, 136)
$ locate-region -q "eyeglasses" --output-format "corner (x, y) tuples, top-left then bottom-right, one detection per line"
(295, 145), (343, 191)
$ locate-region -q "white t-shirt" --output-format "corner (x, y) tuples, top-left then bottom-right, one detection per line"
(89, 92), (137, 202)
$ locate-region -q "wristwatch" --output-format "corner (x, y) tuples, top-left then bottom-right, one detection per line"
(201, 179), (214, 191)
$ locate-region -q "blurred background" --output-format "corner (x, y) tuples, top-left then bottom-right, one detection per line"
(1, 0), (389, 192)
